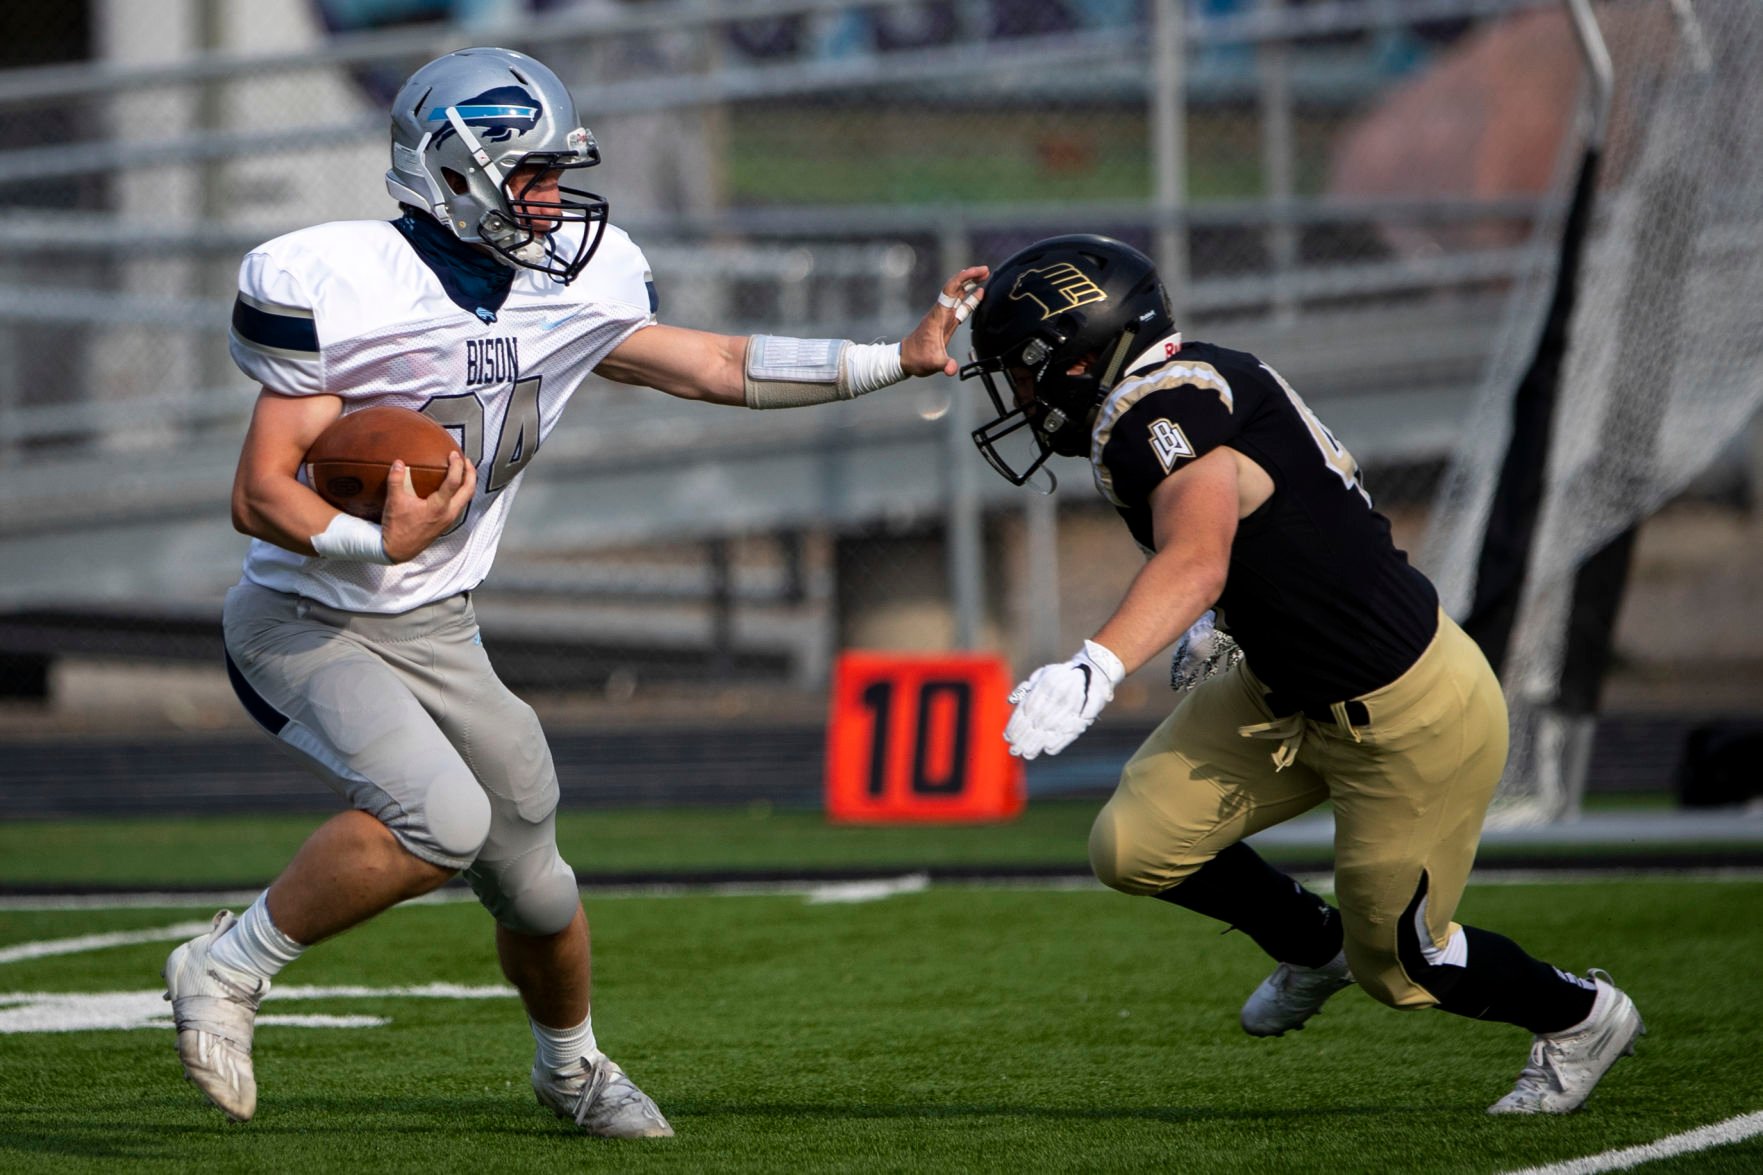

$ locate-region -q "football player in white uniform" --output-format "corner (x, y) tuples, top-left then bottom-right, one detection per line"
(164, 46), (986, 1137)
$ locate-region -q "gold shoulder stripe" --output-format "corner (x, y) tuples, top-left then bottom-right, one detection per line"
(1090, 362), (1235, 506)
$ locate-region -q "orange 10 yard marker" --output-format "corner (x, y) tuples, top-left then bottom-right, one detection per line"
(824, 651), (1025, 823)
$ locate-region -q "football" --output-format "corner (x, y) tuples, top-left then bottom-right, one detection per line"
(303, 405), (464, 521)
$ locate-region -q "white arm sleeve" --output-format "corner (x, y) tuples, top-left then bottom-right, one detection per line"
(742, 335), (906, 409)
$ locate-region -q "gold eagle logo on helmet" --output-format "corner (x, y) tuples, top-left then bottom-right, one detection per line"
(1009, 262), (1108, 320)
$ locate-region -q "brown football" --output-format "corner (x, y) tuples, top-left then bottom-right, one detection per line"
(303, 406), (464, 521)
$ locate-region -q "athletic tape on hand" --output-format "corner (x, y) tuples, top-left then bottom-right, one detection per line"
(937, 281), (982, 324)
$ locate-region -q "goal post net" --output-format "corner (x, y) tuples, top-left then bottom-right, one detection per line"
(1422, 0), (1763, 825)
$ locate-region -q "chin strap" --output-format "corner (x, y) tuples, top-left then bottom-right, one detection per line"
(1096, 322), (1140, 394)
(443, 107), (502, 185)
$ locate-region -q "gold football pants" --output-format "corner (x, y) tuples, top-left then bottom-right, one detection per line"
(1088, 611), (1508, 1009)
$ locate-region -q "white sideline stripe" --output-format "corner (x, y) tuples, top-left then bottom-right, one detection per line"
(0, 921), (212, 964)
(272, 983), (514, 1000)
(1, 868), (1760, 913)
(0, 889), (482, 913)
(0, 984), (515, 1034)
(1499, 1110), (1763, 1175)
(806, 873), (930, 904)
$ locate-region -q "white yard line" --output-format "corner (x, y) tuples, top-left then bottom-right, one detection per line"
(0, 921), (213, 964)
(1500, 1110), (1763, 1174)
(805, 873), (930, 904)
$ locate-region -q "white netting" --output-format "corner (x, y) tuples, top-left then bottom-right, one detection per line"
(1423, 0), (1763, 825)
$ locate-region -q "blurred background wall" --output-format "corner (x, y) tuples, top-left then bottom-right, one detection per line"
(0, 0), (1757, 786)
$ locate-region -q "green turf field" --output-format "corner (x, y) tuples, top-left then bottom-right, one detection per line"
(3, 875), (1761, 1172)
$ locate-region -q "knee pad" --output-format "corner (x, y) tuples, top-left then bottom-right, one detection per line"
(469, 846), (579, 936)
(1088, 797), (1208, 896)
(383, 768), (491, 871)
(1088, 803), (1153, 894)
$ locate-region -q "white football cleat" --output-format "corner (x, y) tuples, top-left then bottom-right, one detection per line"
(1241, 951), (1355, 1037)
(533, 1053), (674, 1139)
(1488, 970), (1644, 1115)
(163, 910), (269, 1122)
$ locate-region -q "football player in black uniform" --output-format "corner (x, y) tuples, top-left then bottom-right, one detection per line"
(962, 235), (1642, 1114)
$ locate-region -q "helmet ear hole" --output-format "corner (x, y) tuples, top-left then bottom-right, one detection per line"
(441, 167), (471, 196)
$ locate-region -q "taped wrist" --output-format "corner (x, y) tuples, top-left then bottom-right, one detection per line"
(310, 513), (392, 564)
(742, 335), (906, 409)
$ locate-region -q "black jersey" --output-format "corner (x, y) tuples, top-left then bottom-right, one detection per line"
(1092, 337), (1438, 708)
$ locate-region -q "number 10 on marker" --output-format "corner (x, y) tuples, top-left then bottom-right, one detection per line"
(824, 652), (1024, 823)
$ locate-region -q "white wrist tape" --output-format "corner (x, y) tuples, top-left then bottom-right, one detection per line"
(841, 342), (906, 397)
(310, 513), (393, 564)
(742, 335), (906, 409)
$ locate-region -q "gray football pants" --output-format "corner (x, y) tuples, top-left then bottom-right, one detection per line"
(222, 580), (580, 936)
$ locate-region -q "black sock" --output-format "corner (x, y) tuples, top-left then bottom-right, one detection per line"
(1153, 842), (1343, 968)
(1425, 926), (1598, 1035)
(1394, 876), (1597, 1034)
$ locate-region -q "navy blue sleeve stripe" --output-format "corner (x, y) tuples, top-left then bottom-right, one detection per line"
(645, 278), (658, 315)
(232, 296), (319, 353)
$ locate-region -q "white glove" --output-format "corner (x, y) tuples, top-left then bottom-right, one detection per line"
(1004, 639), (1126, 760)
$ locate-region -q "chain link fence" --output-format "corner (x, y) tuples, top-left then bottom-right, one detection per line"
(1, 0), (1617, 735)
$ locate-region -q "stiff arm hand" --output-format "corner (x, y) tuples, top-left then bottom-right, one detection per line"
(900, 266), (988, 377)
(1004, 640), (1126, 759)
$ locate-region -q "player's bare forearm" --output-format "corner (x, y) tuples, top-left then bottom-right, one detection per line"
(1092, 450), (1239, 673)
(1092, 547), (1227, 676)
(232, 470), (337, 557)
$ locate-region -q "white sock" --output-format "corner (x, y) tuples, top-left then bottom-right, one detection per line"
(531, 1015), (598, 1073)
(208, 891), (305, 982)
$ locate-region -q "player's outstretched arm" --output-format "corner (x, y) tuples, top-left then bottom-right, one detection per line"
(594, 265), (988, 406)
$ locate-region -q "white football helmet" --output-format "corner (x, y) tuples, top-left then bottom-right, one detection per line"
(386, 47), (608, 283)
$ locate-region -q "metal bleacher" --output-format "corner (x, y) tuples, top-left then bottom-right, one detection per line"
(0, 0), (1557, 692)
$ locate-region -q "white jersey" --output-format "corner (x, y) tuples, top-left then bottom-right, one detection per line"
(228, 217), (655, 613)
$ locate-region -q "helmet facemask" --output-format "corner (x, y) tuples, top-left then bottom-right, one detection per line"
(447, 129), (608, 282)
(962, 313), (1145, 488)
(961, 234), (1174, 487)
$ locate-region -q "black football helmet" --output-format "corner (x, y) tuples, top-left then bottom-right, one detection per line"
(961, 235), (1174, 486)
